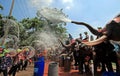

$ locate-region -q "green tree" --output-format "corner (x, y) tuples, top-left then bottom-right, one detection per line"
(19, 17), (44, 46)
(0, 4), (3, 10)
(19, 16), (68, 47)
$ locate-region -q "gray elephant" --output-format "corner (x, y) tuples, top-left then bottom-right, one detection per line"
(71, 14), (120, 46)
(71, 14), (120, 75)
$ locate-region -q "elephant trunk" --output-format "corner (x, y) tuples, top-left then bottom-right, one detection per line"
(71, 21), (100, 36)
(58, 39), (71, 48)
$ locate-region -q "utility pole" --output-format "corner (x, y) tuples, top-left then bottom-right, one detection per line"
(9, 0), (15, 16)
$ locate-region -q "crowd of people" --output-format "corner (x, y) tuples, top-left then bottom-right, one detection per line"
(71, 32), (92, 74)
(59, 30), (120, 76)
(0, 30), (120, 76)
(59, 32), (92, 73)
(0, 47), (33, 76)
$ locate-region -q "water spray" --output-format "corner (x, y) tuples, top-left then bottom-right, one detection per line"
(37, 7), (72, 24)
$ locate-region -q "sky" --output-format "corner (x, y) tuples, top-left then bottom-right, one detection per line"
(0, 0), (120, 39)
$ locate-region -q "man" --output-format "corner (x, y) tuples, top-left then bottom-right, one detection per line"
(79, 33), (83, 40)
(73, 45), (80, 70)
(83, 32), (89, 42)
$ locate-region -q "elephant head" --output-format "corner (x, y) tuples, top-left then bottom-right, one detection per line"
(71, 14), (120, 46)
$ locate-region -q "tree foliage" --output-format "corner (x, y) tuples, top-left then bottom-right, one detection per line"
(19, 16), (67, 46)
(0, 7), (68, 48)
(0, 4), (3, 10)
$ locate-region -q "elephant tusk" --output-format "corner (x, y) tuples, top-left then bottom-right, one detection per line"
(82, 35), (107, 46)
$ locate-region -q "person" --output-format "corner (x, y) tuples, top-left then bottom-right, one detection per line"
(8, 56), (19, 76)
(96, 27), (103, 39)
(90, 35), (94, 41)
(83, 32), (89, 41)
(17, 53), (24, 71)
(0, 56), (8, 76)
(22, 56), (28, 70)
(0, 47), (11, 76)
(97, 27), (102, 32)
(77, 44), (86, 74)
(5, 53), (12, 71)
(79, 33), (83, 40)
(73, 45), (80, 70)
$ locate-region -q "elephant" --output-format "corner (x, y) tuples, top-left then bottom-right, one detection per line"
(75, 38), (119, 75)
(58, 39), (76, 55)
(59, 39), (93, 74)
(93, 41), (116, 75)
(59, 38), (120, 75)
(71, 14), (120, 75)
(71, 14), (120, 46)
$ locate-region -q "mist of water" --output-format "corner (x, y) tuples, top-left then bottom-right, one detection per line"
(22, 46), (35, 58)
(1, 19), (18, 43)
(34, 30), (60, 50)
(35, 7), (70, 51)
(37, 7), (72, 24)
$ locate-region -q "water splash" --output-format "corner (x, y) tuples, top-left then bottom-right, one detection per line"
(22, 46), (35, 58)
(3, 19), (18, 29)
(7, 48), (17, 56)
(0, 35), (19, 49)
(1, 19), (19, 46)
(34, 31), (59, 49)
(0, 38), (13, 44)
(37, 7), (72, 24)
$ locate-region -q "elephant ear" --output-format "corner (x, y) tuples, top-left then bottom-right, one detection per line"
(82, 35), (107, 46)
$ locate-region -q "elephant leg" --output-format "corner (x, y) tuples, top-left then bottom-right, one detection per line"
(93, 57), (99, 75)
(85, 62), (90, 73)
(116, 60), (120, 74)
(106, 61), (113, 72)
(101, 62), (106, 72)
(78, 58), (84, 74)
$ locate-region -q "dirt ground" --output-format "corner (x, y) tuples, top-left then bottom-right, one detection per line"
(14, 61), (117, 76)
(15, 61), (85, 76)
(14, 60), (116, 76)
(16, 64), (34, 76)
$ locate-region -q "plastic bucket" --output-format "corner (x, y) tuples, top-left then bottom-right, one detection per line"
(48, 62), (58, 76)
(64, 56), (71, 72)
(38, 56), (44, 62)
(34, 61), (45, 76)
